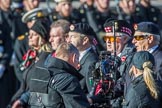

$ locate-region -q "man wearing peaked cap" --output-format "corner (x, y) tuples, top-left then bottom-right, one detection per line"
(68, 23), (99, 94)
(132, 21), (162, 81)
(103, 18), (135, 57)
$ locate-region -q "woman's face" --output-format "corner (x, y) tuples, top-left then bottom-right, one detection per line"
(28, 29), (42, 49)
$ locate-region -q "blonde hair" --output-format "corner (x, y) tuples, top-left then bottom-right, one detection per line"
(142, 61), (159, 99)
(38, 36), (52, 53)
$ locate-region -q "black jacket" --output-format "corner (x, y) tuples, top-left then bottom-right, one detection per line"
(46, 57), (90, 108)
(152, 47), (162, 81)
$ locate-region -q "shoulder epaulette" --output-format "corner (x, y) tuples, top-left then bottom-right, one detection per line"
(17, 35), (25, 40)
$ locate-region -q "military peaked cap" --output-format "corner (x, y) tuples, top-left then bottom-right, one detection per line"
(22, 8), (49, 23)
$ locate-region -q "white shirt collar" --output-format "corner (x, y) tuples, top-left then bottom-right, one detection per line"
(117, 53), (122, 57)
(79, 47), (91, 61)
(147, 45), (159, 53)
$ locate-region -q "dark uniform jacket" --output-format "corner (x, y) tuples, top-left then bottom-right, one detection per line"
(0, 9), (13, 66)
(111, 44), (136, 107)
(42, 57), (90, 108)
(79, 48), (98, 93)
(117, 8), (144, 26)
(10, 52), (50, 106)
(51, 9), (82, 24)
(13, 10), (28, 39)
(123, 75), (160, 108)
(13, 33), (29, 82)
(152, 47), (162, 81)
(0, 9), (15, 108)
(136, 4), (162, 28)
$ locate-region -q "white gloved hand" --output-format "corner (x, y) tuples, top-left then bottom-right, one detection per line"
(0, 64), (5, 78)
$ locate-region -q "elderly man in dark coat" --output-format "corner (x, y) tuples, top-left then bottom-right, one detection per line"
(132, 22), (162, 81)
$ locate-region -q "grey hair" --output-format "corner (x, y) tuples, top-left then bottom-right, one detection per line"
(144, 33), (160, 45)
(153, 34), (160, 45)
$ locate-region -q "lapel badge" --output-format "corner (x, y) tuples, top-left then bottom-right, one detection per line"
(114, 21), (118, 31)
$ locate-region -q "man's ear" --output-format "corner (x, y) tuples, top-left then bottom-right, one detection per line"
(132, 65), (139, 75)
(72, 53), (76, 63)
(83, 36), (89, 45)
(148, 35), (154, 43)
(123, 36), (128, 44)
(55, 5), (60, 12)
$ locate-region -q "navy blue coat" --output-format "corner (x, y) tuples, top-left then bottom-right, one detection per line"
(123, 75), (160, 108)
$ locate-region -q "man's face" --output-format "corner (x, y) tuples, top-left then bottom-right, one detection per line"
(56, 2), (72, 17)
(68, 32), (84, 51)
(0, 0), (11, 10)
(132, 31), (150, 51)
(24, 0), (40, 11)
(49, 27), (65, 50)
(104, 32), (128, 55)
(95, 0), (109, 9)
(119, 0), (136, 14)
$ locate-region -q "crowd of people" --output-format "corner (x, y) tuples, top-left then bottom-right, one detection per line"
(0, 0), (162, 108)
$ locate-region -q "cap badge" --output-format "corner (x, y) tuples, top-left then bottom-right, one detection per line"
(70, 24), (75, 31)
(37, 12), (44, 17)
(114, 21), (118, 31)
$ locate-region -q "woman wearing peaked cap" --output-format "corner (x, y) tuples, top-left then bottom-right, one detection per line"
(123, 51), (162, 108)
(10, 20), (52, 108)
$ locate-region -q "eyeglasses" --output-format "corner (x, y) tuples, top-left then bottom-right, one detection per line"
(103, 36), (121, 42)
(133, 35), (148, 41)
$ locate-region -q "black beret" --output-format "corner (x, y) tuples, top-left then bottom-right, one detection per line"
(132, 51), (155, 70)
(30, 20), (50, 41)
(134, 22), (160, 35)
(22, 8), (49, 23)
(69, 23), (96, 37)
(104, 18), (134, 37)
